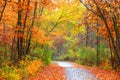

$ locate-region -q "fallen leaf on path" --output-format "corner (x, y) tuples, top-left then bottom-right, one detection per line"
(29, 64), (66, 80)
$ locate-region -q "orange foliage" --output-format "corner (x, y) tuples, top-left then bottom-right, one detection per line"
(40, 0), (56, 10)
(40, 0), (52, 6)
(29, 64), (66, 80)
(32, 26), (52, 45)
(98, 21), (117, 39)
(90, 68), (120, 80)
(26, 60), (43, 76)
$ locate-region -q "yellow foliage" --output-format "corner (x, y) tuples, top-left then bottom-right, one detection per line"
(25, 60), (43, 76)
(100, 59), (112, 70)
(70, 25), (85, 35)
(0, 59), (44, 80)
(0, 66), (21, 80)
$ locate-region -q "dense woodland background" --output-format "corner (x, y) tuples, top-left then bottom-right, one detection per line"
(0, 0), (120, 79)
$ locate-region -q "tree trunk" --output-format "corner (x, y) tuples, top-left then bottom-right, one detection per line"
(96, 28), (99, 66)
(17, 0), (23, 60)
(22, 0), (30, 55)
(0, 0), (7, 21)
(108, 35), (114, 69)
(26, 1), (37, 54)
(86, 26), (89, 47)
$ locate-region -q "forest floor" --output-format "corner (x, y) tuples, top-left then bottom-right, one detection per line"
(29, 61), (120, 80)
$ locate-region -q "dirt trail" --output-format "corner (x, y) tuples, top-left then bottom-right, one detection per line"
(56, 61), (98, 80)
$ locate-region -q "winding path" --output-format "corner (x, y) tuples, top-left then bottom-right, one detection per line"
(56, 61), (98, 80)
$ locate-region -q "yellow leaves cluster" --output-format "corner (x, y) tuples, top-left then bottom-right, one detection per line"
(25, 60), (43, 75)
(0, 66), (21, 80)
(20, 58), (44, 76)
(0, 59), (43, 80)
(100, 59), (112, 70)
(70, 25), (85, 35)
(51, 31), (66, 37)
(6, 72), (21, 80)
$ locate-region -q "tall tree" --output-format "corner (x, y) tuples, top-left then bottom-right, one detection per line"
(79, 0), (120, 67)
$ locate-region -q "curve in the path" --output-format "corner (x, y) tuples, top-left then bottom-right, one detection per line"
(56, 61), (74, 67)
(56, 61), (98, 80)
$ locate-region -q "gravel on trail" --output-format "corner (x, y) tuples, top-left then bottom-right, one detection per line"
(65, 67), (98, 80)
(56, 61), (98, 80)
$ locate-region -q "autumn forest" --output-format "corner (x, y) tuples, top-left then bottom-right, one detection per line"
(0, 0), (120, 80)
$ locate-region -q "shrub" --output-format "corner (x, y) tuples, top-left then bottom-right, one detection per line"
(25, 60), (43, 76)
(20, 57), (44, 76)
(1, 65), (21, 80)
(77, 46), (97, 66)
(54, 48), (79, 61)
(0, 58), (44, 80)
(41, 46), (53, 65)
(31, 45), (53, 65)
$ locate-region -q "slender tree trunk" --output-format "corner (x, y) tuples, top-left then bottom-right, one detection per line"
(112, 16), (120, 52)
(17, 0), (23, 60)
(23, 0), (30, 31)
(86, 26), (89, 47)
(26, 1), (37, 54)
(11, 37), (15, 61)
(11, 23), (18, 62)
(96, 28), (99, 66)
(0, 0), (7, 21)
(108, 35), (114, 69)
(22, 0), (30, 55)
